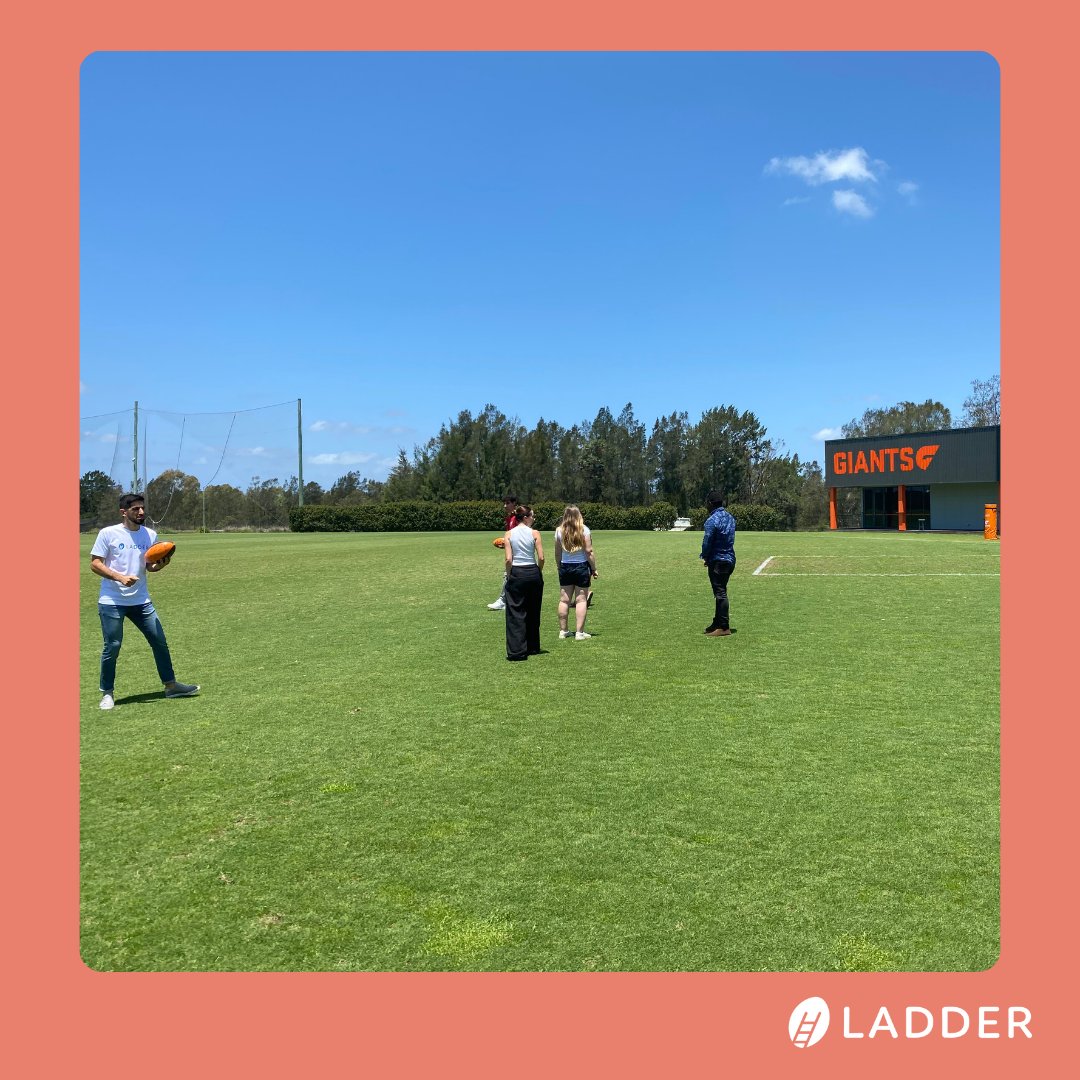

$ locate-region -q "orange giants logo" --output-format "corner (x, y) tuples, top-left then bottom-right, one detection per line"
(833, 444), (940, 476)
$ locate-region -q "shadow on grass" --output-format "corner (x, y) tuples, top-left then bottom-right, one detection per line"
(111, 691), (200, 705)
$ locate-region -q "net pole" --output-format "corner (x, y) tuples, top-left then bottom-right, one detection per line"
(132, 400), (139, 493)
(297, 398), (304, 507)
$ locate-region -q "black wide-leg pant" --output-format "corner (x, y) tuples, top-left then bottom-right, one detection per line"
(505, 564), (544, 660)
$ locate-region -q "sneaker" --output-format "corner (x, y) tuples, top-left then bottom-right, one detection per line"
(574, 631), (592, 641)
(487, 599), (506, 610)
(99, 693), (115, 711)
(165, 681), (200, 698)
(559, 630), (571, 639)
(705, 628), (732, 637)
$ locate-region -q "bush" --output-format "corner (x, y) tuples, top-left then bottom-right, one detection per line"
(289, 500), (679, 533)
(687, 503), (787, 532)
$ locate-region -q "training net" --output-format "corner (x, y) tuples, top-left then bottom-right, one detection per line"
(80, 401), (301, 531)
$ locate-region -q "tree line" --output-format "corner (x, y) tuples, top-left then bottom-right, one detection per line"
(80, 377), (998, 532)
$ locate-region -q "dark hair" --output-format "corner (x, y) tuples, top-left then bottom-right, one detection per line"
(705, 490), (726, 513)
(119, 493), (145, 510)
(514, 504), (533, 522)
(503, 493), (519, 504)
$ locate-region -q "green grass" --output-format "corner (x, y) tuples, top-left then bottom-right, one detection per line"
(80, 528), (1000, 972)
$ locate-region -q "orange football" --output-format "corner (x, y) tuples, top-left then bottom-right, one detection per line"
(145, 541), (176, 563)
(493, 536), (506, 548)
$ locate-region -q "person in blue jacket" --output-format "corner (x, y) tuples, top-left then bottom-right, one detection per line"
(700, 490), (736, 637)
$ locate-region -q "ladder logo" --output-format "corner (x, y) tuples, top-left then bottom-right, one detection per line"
(789, 997), (830, 1049)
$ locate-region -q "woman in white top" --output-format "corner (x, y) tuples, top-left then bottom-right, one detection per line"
(554, 505), (598, 640)
(503, 504), (545, 661)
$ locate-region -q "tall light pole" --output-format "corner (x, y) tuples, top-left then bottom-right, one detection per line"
(297, 398), (304, 506)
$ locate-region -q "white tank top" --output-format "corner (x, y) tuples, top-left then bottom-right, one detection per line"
(508, 524), (538, 566)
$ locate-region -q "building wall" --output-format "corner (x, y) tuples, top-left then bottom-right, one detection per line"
(930, 483), (1000, 531)
(825, 426), (999, 488)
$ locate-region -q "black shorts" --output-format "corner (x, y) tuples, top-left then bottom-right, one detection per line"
(558, 561), (592, 589)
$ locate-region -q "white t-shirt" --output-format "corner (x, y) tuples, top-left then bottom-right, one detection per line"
(555, 525), (591, 564)
(91, 523), (158, 605)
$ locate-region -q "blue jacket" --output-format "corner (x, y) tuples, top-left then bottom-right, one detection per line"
(700, 506), (736, 565)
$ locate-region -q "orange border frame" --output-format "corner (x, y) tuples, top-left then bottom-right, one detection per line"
(4, 3), (1073, 1075)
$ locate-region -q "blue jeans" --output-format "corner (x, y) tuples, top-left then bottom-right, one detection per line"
(98, 602), (175, 693)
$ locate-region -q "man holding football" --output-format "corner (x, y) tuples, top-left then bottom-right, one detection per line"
(90, 492), (200, 710)
(487, 492), (520, 610)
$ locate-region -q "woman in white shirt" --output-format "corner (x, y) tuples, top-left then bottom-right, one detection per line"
(503, 504), (545, 661)
(554, 505), (598, 641)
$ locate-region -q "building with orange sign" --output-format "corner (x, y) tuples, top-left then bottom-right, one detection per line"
(824, 425), (999, 532)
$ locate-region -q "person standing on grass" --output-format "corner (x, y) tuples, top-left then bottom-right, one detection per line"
(700, 489), (736, 637)
(488, 492), (520, 610)
(504, 504), (545, 661)
(90, 493), (200, 710)
(554, 505), (598, 641)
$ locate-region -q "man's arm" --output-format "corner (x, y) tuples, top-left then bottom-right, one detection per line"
(91, 555), (137, 588)
(700, 519), (714, 561)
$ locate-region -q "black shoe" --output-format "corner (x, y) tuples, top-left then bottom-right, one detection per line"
(704, 625), (718, 634)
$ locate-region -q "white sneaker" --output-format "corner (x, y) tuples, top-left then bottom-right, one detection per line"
(559, 630), (571, 639)
(487, 599), (506, 610)
(99, 693), (115, 711)
(575, 631), (592, 640)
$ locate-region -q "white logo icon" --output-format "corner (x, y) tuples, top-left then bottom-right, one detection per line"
(789, 997), (830, 1048)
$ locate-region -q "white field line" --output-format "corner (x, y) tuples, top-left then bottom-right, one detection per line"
(756, 572), (999, 577)
(752, 555), (999, 578)
(760, 554), (999, 559)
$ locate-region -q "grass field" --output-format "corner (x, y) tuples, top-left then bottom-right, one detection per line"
(79, 528), (999, 972)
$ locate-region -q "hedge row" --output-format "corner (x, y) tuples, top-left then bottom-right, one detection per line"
(289, 500), (680, 533)
(289, 500), (788, 532)
(687, 503), (787, 532)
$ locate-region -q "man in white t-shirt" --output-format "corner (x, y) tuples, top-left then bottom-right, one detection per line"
(90, 493), (200, 711)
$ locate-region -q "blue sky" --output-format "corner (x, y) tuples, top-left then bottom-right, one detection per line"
(79, 51), (999, 492)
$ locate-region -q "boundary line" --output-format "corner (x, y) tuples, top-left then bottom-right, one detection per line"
(751, 554), (999, 578)
(754, 572), (999, 578)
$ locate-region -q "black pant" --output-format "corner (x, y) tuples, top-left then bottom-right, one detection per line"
(707, 559), (734, 630)
(505, 564), (544, 660)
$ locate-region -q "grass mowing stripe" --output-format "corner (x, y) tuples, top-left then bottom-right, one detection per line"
(81, 529), (998, 971)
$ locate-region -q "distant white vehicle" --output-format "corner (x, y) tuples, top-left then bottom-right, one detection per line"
(671, 517), (692, 531)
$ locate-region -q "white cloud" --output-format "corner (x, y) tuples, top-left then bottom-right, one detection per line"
(766, 147), (880, 186)
(311, 418), (416, 438)
(898, 180), (920, 205)
(83, 429), (119, 443)
(310, 452), (378, 466)
(782, 195), (811, 206)
(814, 427), (844, 441)
(310, 419), (372, 435)
(832, 190), (874, 218)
